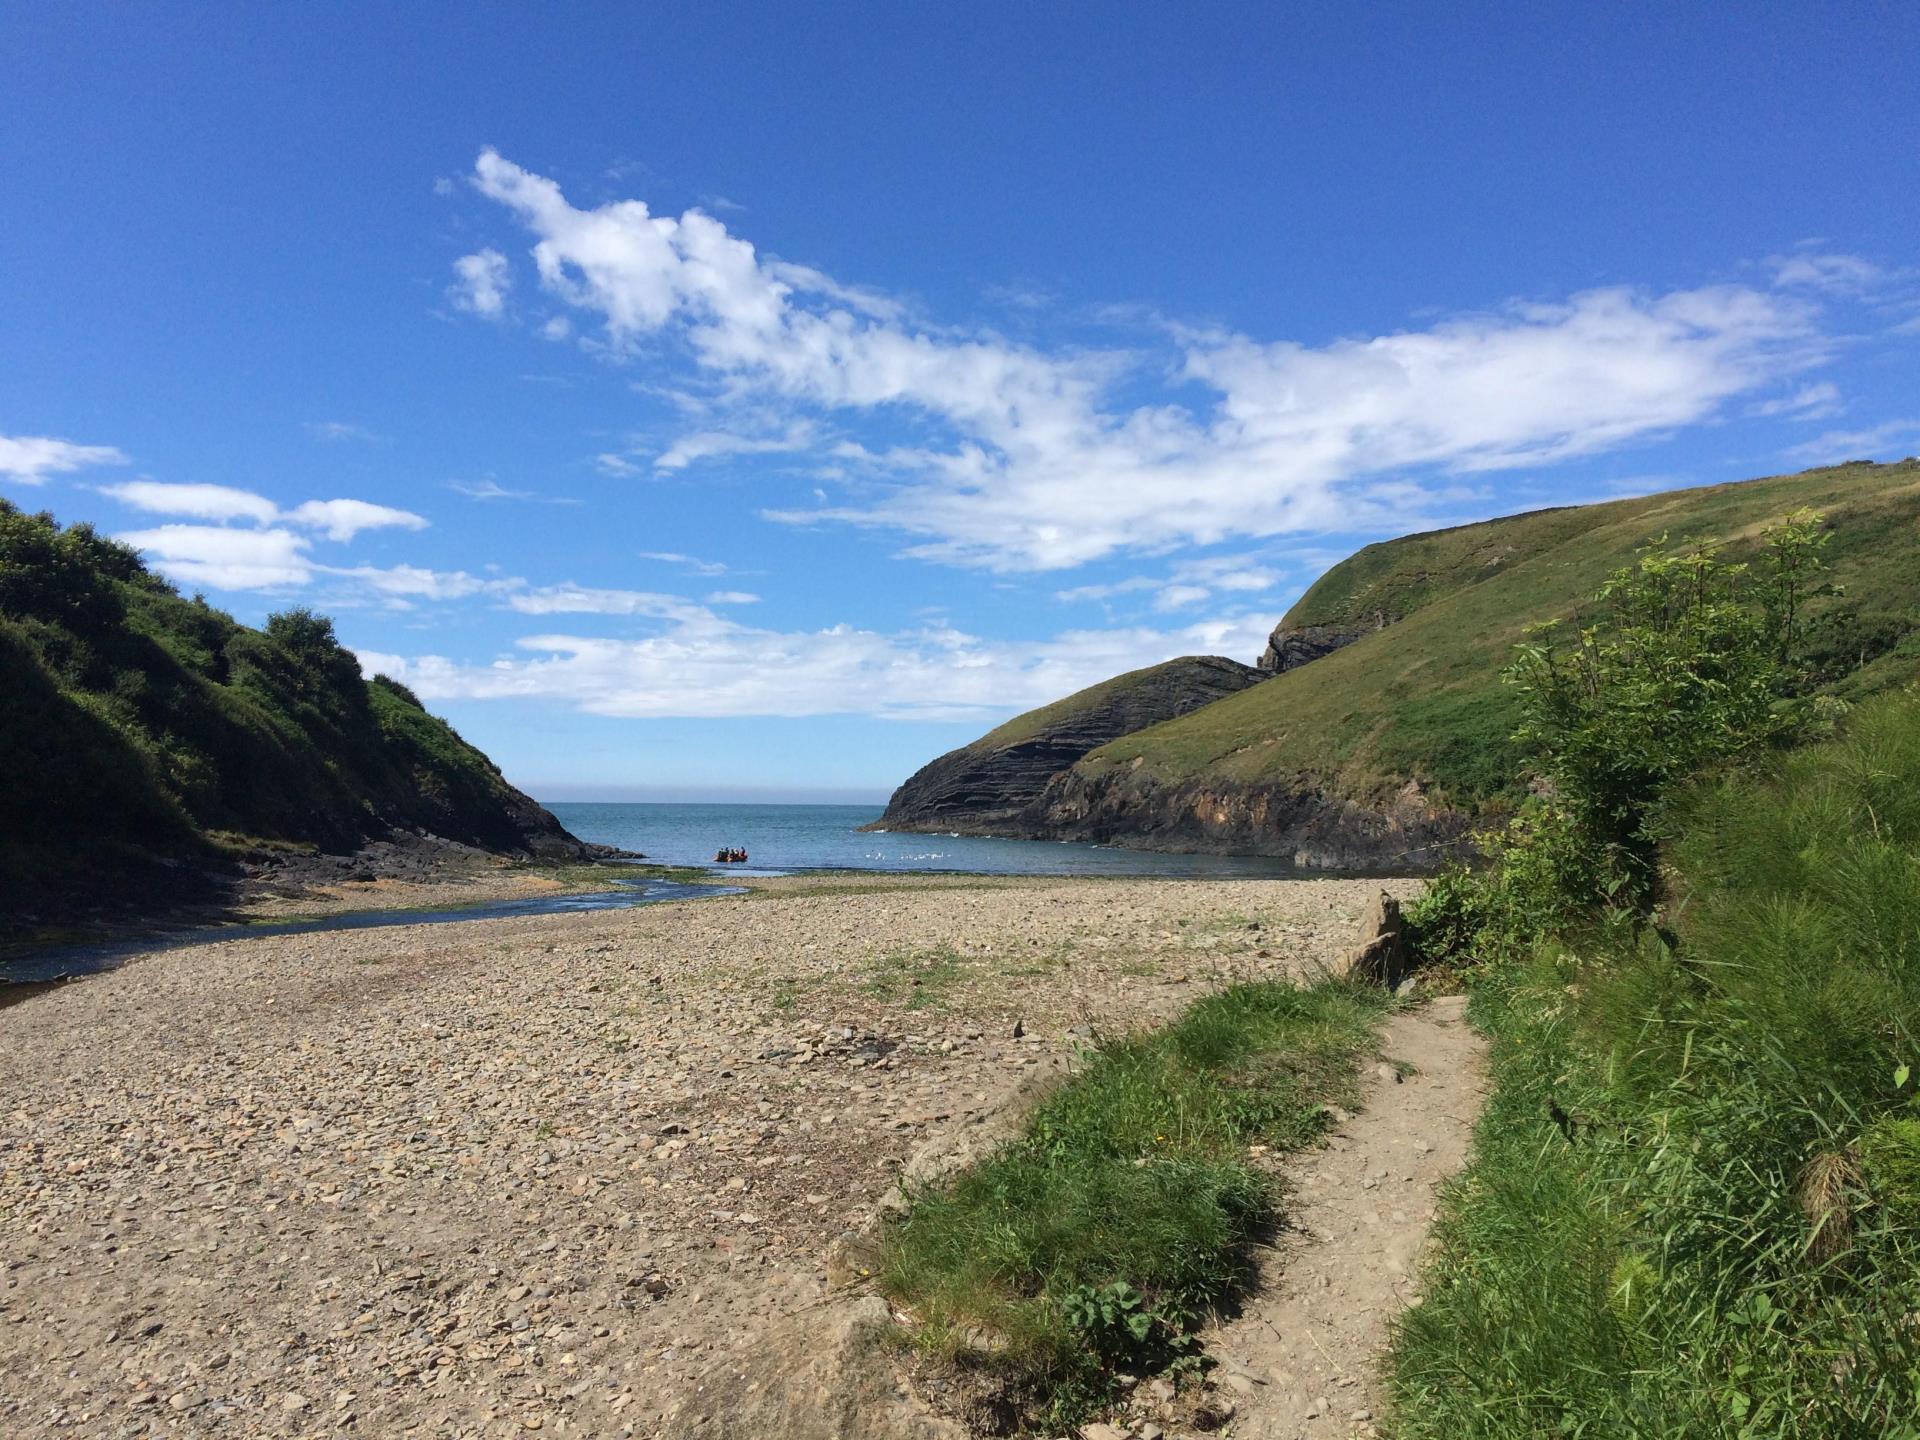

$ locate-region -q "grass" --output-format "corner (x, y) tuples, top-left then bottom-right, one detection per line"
(1075, 461), (1920, 811)
(864, 944), (970, 1008)
(1387, 694), (1920, 1439)
(878, 976), (1387, 1430)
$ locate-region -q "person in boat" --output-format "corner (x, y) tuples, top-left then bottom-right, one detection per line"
(714, 847), (730, 863)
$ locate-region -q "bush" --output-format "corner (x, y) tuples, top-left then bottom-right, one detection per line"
(1409, 513), (1842, 973)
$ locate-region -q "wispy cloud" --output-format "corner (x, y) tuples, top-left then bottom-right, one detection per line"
(460, 150), (1839, 572)
(637, 550), (729, 576)
(1785, 419), (1920, 465)
(447, 477), (578, 505)
(0, 433), (128, 485)
(1750, 381), (1843, 420)
(305, 420), (381, 443)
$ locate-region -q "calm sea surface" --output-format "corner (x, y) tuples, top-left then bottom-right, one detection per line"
(546, 801), (1299, 878)
(3, 803), (1298, 988)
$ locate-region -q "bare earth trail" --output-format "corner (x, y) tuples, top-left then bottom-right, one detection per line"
(1, 874), (1423, 1440)
(1194, 996), (1486, 1440)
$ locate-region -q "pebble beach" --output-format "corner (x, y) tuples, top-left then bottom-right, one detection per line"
(0, 872), (1412, 1438)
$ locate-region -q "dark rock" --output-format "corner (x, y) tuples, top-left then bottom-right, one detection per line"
(871, 655), (1266, 834)
(1028, 769), (1468, 871)
(1255, 618), (1388, 674)
(1339, 891), (1411, 988)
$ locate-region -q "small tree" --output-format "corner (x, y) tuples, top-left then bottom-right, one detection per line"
(1501, 510), (1833, 909)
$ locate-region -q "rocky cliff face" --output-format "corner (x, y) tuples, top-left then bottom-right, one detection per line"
(1029, 764), (1469, 870)
(873, 655), (1266, 833)
(1256, 619), (1385, 674)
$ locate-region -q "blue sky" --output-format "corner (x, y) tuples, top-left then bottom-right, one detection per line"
(4, 3), (1918, 802)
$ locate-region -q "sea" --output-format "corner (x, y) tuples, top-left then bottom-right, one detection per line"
(547, 801), (1298, 878)
(2, 802), (1299, 988)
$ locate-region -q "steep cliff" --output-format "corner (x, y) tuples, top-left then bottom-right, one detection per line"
(871, 655), (1267, 833)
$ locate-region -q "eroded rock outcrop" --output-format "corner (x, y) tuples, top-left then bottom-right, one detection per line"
(1029, 766), (1469, 870)
(872, 655), (1267, 834)
(1256, 617), (1387, 674)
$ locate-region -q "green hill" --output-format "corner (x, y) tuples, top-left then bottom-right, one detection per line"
(0, 500), (584, 916)
(1029, 461), (1920, 865)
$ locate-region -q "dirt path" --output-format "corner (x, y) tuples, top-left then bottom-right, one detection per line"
(1194, 994), (1485, 1439)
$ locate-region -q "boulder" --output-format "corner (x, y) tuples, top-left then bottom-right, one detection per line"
(1337, 890), (1410, 988)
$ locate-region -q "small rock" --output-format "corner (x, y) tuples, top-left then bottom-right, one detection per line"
(1220, 1372), (1256, 1395)
(1079, 1424), (1128, 1440)
(280, 1393), (310, 1412)
(1374, 1062), (1402, 1085)
(1351, 1409), (1374, 1422)
(1012, 1019), (1025, 1038)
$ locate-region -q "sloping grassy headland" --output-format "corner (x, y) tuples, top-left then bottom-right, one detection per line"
(1388, 513), (1920, 1437)
(890, 461), (1920, 865)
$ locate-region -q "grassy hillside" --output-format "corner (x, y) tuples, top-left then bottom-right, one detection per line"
(0, 501), (576, 908)
(1075, 462), (1920, 810)
(958, 656), (1255, 754)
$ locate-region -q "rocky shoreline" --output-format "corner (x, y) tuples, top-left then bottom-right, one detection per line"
(0, 870), (1412, 1437)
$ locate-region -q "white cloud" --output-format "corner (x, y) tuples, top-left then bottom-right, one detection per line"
(118, 525), (314, 590)
(0, 434), (127, 485)
(594, 453), (645, 478)
(705, 590), (760, 605)
(1056, 554), (1281, 612)
(105, 483), (432, 592)
(102, 480), (279, 524)
(1770, 251), (1884, 293)
(638, 549), (729, 576)
(1752, 381), (1843, 420)
(463, 151), (1829, 572)
(100, 481), (426, 541)
(654, 421), (815, 472)
(451, 248), (512, 317)
(506, 584), (709, 622)
(1055, 576), (1159, 603)
(359, 608), (1278, 721)
(283, 498), (429, 542)
(326, 564), (503, 602)
(1153, 584), (1212, 612)
(449, 477), (532, 501)
(1785, 419), (1920, 464)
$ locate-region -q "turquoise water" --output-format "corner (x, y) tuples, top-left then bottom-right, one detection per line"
(546, 801), (1300, 878)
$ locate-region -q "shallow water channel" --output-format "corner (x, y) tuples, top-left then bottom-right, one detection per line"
(0, 876), (737, 990)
